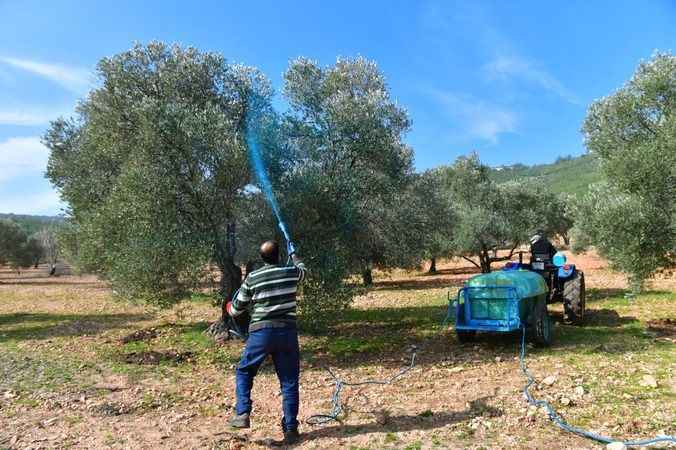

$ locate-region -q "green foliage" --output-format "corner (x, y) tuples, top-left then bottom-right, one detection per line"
(44, 41), (269, 304)
(0, 214), (63, 236)
(409, 169), (456, 267)
(34, 226), (60, 270)
(574, 184), (671, 293)
(280, 56), (414, 323)
(443, 154), (569, 272)
(0, 219), (40, 271)
(578, 52), (676, 290)
(0, 219), (25, 265)
(22, 235), (44, 268)
(489, 154), (602, 197)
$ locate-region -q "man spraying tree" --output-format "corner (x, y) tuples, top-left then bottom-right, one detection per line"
(226, 240), (306, 445)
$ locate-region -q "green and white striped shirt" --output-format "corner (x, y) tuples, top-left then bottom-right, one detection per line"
(230, 261), (307, 331)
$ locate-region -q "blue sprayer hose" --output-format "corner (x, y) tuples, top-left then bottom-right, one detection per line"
(307, 323), (676, 447)
(518, 326), (675, 447)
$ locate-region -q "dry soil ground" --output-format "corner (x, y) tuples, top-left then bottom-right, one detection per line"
(0, 251), (674, 450)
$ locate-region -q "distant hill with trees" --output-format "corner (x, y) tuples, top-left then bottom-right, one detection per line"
(489, 154), (602, 197)
(0, 213), (63, 235)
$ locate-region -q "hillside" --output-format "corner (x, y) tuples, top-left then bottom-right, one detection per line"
(0, 213), (63, 235)
(490, 154), (602, 197)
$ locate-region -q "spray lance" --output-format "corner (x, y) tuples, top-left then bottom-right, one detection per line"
(244, 95), (297, 259)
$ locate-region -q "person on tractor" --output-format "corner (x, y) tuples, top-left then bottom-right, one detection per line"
(226, 240), (306, 445)
(529, 230), (557, 265)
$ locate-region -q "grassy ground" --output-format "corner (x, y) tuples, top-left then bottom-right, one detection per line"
(0, 252), (673, 449)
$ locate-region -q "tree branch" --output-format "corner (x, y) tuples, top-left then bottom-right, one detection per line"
(461, 256), (481, 270)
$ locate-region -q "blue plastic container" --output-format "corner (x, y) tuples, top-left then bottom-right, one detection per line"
(453, 270), (547, 333)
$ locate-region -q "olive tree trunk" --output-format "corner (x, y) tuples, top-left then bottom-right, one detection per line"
(428, 257), (437, 274)
(362, 267), (373, 286)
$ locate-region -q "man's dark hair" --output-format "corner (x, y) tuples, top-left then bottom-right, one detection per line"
(260, 240), (280, 264)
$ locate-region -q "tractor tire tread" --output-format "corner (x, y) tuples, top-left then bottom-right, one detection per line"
(563, 272), (586, 324)
(533, 297), (552, 347)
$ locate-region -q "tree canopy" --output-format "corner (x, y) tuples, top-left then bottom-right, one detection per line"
(439, 154), (568, 273)
(0, 219), (42, 273)
(578, 52), (675, 291)
(280, 57), (415, 291)
(45, 42), (269, 305)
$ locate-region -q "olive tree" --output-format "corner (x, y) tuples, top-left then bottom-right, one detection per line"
(35, 226), (59, 275)
(579, 52), (675, 291)
(446, 154), (561, 272)
(0, 220), (41, 274)
(412, 168), (456, 273)
(0, 219), (26, 266)
(45, 42), (269, 311)
(279, 56), (414, 322)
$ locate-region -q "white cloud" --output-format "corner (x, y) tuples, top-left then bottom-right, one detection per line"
(484, 56), (579, 104)
(0, 56), (92, 95)
(427, 89), (517, 144)
(419, 3), (579, 105)
(0, 136), (64, 215)
(0, 190), (64, 215)
(0, 136), (49, 182)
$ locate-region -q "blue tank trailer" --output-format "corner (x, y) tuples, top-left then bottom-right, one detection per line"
(449, 252), (586, 346)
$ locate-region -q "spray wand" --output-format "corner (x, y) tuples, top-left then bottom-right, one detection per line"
(245, 98), (297, 258)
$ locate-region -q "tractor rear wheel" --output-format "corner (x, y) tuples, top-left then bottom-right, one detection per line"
(563, 272), (585, 324)
(456, 330), (476, 343)
(533, 297), (552, 347)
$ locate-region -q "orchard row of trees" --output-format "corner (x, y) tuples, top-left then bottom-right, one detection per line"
(0, 220), (59, 274)
(42, 43), (674, 327)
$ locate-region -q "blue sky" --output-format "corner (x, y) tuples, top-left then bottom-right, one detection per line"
(1, 0), (674, 215)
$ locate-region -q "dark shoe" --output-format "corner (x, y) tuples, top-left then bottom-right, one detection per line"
(283, 429), (300, 445)
(228, 412), (250, 429)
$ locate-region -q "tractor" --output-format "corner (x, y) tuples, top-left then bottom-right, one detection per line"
(522, 232), (586, 324)
(449, 241), (586, 347)
(525, 250), (586, 324)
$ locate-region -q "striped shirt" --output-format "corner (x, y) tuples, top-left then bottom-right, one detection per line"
(229, 261), (307, 332)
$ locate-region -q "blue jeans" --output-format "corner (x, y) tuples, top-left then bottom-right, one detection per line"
(235, 327), (300, 431)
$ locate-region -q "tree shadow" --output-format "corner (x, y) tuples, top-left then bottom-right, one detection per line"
(0, 280), (106, 288)
(0, 312), (150, 343)
(256, 396), (500, 447)
(372, 278), (464, 292)
(422, 266), (480, 277)
(548, 308), (638, 328)
(586, 288), (672, 303)
(586, 288), (628, 303)
(298, 298), (658, 372)
(301, 303), (523, 372)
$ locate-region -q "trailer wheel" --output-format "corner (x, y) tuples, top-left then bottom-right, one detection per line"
(563, 272), (585, 324)
(533, 297), (552, 347)
(456, 330), (476, 343)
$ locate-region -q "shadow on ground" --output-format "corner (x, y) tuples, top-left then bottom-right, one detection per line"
(0, 281), (106, 288)
(294, 293), (656, 371)
(372, 277), (464, 292)
(423, 266), (481, 277)
(586, 288), (672, 303)
(549, 308), (638, 328)
(252, 396), (500, 446)
(0, 312), (150, 343)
